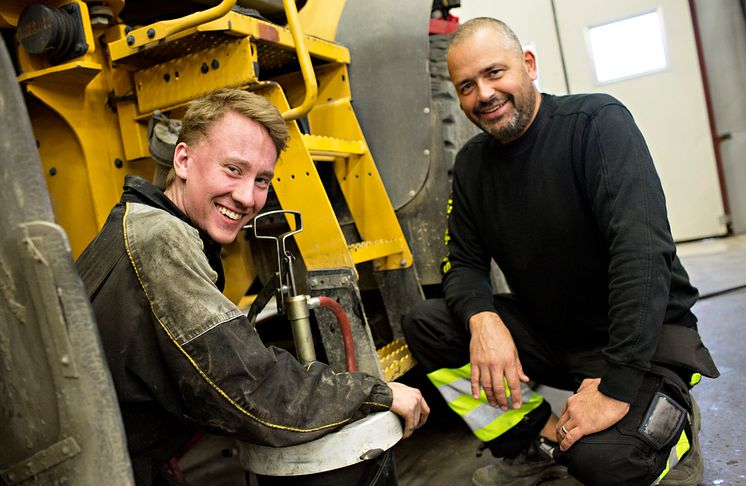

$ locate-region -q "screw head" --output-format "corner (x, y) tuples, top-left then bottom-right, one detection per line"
(147, 28), (155, 38)
(201, 62), (209, 74)
(114, 158), (123, 168)
(49, 167), (57, 176)
(126, 35), (135, 45)
(211, 59), (220, 70)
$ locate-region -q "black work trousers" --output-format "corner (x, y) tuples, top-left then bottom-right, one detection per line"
(402, 296), (693, 486)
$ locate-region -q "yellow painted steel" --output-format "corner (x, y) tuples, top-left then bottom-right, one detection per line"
(15, 0), (97, 73)
(108, 11), (349, 68)
(135, 37), (258, 113)
(302, 134), (366, 158)
(261, 85), (355, 271)
(198, 13), (349, 63)
(222, 235), (258, 305)
(16, 61), (101, 85)
(0, 1), (25, 28)
(348, 239), (406, 265)
(107, 0), (236, 62)
(280, 0), (318, 121)
(377, 338), (417, 382)
(23, 80), (153, 257)
(298, 0), (347, 42)
(305, 64), (414, 270)
(14, 6), (154, 257)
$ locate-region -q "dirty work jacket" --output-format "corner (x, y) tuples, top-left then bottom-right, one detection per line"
(76, 176), (392, 485)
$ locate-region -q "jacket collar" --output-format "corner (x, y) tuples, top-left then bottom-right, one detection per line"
(120, 175), (225, 291)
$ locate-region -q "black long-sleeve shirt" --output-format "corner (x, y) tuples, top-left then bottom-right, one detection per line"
(442, 93), (700, 403)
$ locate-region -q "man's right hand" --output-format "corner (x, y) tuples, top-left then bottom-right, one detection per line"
(468, 311), (529, 410)
(388, 382), (430, 439)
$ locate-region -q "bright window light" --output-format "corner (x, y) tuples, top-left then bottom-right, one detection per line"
(588, 10), (668, 84)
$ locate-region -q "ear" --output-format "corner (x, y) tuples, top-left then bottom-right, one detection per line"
(172, 142), (190, 181)
(523, 50), (538, 81)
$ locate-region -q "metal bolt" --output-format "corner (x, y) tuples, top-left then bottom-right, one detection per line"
(310, 278), (318, 286)
(147, 28), (155, 38)
(114, 158), (123, 168)
(423, 149), (430, 156)
(126, 35), (134, 45)
(408, 189), (416, 197)
(211, 59), (220, 70)
(423, 107), (430, 114)
(49, 167), (57, 176)
(400, 259), (407, 267)
(124, 26), (132, 34)
(61, 355), (70, 365)
(201, 62), (209, 74)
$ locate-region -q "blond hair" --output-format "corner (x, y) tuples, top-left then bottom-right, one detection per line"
(165, 89), (289, 188)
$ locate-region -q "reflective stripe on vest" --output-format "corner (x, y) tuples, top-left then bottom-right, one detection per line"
(653, 428), (691, 485)
(428, 364), (544, 442)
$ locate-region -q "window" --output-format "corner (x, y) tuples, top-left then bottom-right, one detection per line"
(587, 9), (668, 84)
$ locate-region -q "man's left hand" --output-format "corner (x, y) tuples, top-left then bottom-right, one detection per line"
(556, 378), (630, 451)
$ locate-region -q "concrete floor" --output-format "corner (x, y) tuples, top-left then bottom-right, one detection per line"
(394, 234), (746, 485)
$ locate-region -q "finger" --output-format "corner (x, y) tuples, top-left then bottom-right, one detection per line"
(492, 371), (508, 411)
(478, 367), (498, 406)
(506, 369), (522, 409)
(556, 418), (571, 439)
(401, 413), (415, 439)
(560, 426), (581, 452)
(470, 365), (481, 400)
(418, 399), (431, 427)
(518, 363), (530, 383)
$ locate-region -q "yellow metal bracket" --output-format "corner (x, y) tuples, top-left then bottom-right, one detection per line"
(134, 37), (258, 113)
(107, 0), (236, 62)
(302, 134), (366, 159)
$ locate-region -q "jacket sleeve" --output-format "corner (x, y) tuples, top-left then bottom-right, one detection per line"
(581, 102), (676, 403)
(442, 146), (496, 328)
(123, 203), (392, 446)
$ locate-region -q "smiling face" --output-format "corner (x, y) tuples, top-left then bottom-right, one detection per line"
(448, 26), (540, 143)
(165, 110), (277, 245)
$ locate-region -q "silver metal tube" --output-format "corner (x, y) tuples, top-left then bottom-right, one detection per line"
(285, 295), (316, 363)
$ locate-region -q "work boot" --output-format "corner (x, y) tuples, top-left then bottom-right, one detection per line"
(471, 437), (570, 486)
(659, 397), (703, 486)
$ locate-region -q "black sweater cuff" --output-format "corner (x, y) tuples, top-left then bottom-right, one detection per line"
(599, 362), (645, 403)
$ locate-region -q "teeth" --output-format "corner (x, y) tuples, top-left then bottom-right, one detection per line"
(217, 205), (241, 221)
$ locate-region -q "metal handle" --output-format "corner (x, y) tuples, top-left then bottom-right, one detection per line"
(245, 209), (303, 299)
(280, 0), (318, 121)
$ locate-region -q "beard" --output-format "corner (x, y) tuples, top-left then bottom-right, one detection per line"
(471, 84), (537, 144)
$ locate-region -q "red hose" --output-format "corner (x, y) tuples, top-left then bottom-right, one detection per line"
(317, 296), (357, 372)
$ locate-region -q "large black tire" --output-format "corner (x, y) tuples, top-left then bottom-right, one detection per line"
(425, 34), (510, 293)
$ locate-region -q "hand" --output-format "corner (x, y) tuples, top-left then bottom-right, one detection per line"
(389, 382), (430, 439)
(468, 312), (529, 410)
(556, 378), (630, 451)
